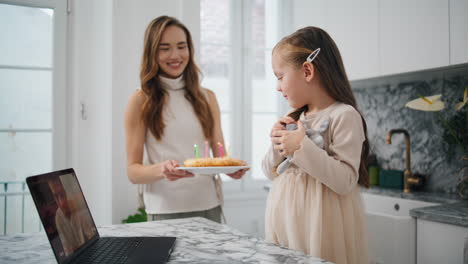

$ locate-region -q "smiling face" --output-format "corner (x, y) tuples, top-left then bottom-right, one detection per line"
(272, 49), (311, 109)
(157, 25), (190, 78)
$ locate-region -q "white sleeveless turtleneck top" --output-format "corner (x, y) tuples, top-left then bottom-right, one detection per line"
(142, 76), (219, 214)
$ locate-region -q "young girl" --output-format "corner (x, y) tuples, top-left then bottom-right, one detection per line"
(263, 27), (370, 264)
(124, 16), (247, 223)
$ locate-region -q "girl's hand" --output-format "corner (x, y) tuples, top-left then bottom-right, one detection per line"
(270, 116), (295, 137)
(271, 120), (306, 156)
(162, 160), (194, 181)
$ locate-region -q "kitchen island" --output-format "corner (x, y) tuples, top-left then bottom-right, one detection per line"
(0, 217), (333, 264)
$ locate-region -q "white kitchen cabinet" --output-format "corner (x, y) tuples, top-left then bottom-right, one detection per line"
(379, 0), (450, 75)
(325, 1), (380, 81)
(293, 0), (380, 81)
(362, 193), (438, 264)
(416, 219), (468, 264)
(293, 0), (463, 80)
(450, 0), (468, 65)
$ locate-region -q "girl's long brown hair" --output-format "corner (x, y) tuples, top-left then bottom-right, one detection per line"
(140, 16), (214, 140)
(275, 27), (370, 188)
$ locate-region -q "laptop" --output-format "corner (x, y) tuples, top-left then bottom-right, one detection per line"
(26, 168), (176, 264)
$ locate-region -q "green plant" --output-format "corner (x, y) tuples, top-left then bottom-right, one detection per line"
(456, 157), (468, 199)
(406, 87), (468, 198)
(405, 87), (468, 158)
(122, 208), (147, 224)
(441, 106), (468, 160)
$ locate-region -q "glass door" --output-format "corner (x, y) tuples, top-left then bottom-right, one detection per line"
(0, 0), (67, 235)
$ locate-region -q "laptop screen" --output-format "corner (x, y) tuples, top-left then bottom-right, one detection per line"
(27, 169), (99, 263)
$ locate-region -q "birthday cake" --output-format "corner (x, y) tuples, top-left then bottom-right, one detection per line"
(183, 157), (245, 167)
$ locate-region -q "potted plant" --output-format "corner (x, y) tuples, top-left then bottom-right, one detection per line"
(122, 208), (147, 224)
(405, 87), (468, 198)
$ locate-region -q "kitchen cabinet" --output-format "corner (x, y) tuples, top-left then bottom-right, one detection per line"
(366, 212), (416, 264)
(416, 219), (468, 264)
(293, 0), (380, 80)
(379, 0), (450, 75)
(449, 0), (468, 65)
(362, 193), (438, 264)
(293, 0), (462, 81)
(325, 1), (380, 81)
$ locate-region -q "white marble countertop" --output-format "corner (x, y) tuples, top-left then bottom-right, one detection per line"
(0, 217), (333, 264)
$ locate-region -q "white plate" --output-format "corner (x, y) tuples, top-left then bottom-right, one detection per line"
(176, 166), (249, 175)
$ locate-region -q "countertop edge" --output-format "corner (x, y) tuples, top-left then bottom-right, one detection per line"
(359, 186), (462, 204)
(409, 202), (468, 228)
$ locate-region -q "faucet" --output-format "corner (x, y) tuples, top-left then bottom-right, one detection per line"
(386, 129), (421, 193)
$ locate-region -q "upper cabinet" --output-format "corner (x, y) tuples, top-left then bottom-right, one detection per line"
(450, 0), (468, 65)
(293, 0), (380, 80)
(380, 0), (449, 75)
(326, 1), (380, 81)
(293, 0), (465, 81)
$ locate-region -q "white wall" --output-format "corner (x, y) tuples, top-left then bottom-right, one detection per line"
(68, 0), (113, 225)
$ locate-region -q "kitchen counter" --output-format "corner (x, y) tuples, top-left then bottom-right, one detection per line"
(360, 186), (461, 204)
(409, 201), (468, 227)
(0, 217), (333, 264)
(267, 182), (461, 204)
(361, 187), (468, 228)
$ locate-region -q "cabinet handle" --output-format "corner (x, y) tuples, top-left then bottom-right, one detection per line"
(394, 203), (400, 211)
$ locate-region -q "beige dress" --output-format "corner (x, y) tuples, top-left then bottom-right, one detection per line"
(263, 102), (369, 264)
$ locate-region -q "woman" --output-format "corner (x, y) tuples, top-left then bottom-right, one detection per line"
(124, 16), (247, 223)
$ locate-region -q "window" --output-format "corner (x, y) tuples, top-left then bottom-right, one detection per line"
(0, 0), (67, 234)
(200, 0), (290, 191)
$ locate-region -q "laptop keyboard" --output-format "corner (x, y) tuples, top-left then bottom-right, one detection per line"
(70, 237), (144, 264)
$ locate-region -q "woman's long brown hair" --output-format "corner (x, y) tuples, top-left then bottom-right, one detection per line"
(275, 27), (370, 188)
(140, 16), (214, 140)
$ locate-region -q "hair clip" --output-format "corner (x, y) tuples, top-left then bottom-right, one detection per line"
(306, 48), (320, 63)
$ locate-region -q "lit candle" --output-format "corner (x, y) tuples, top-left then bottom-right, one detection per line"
(218, 142), (224, 157)
(194, 144), (199, 158)
(205, 141), (209, 158)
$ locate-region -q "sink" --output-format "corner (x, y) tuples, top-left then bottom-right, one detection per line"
(362, 193), (438, 264)
(362, 192), (438, 217)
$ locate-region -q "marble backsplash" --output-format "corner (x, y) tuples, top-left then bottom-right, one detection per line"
(352, 64), (468, 193)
